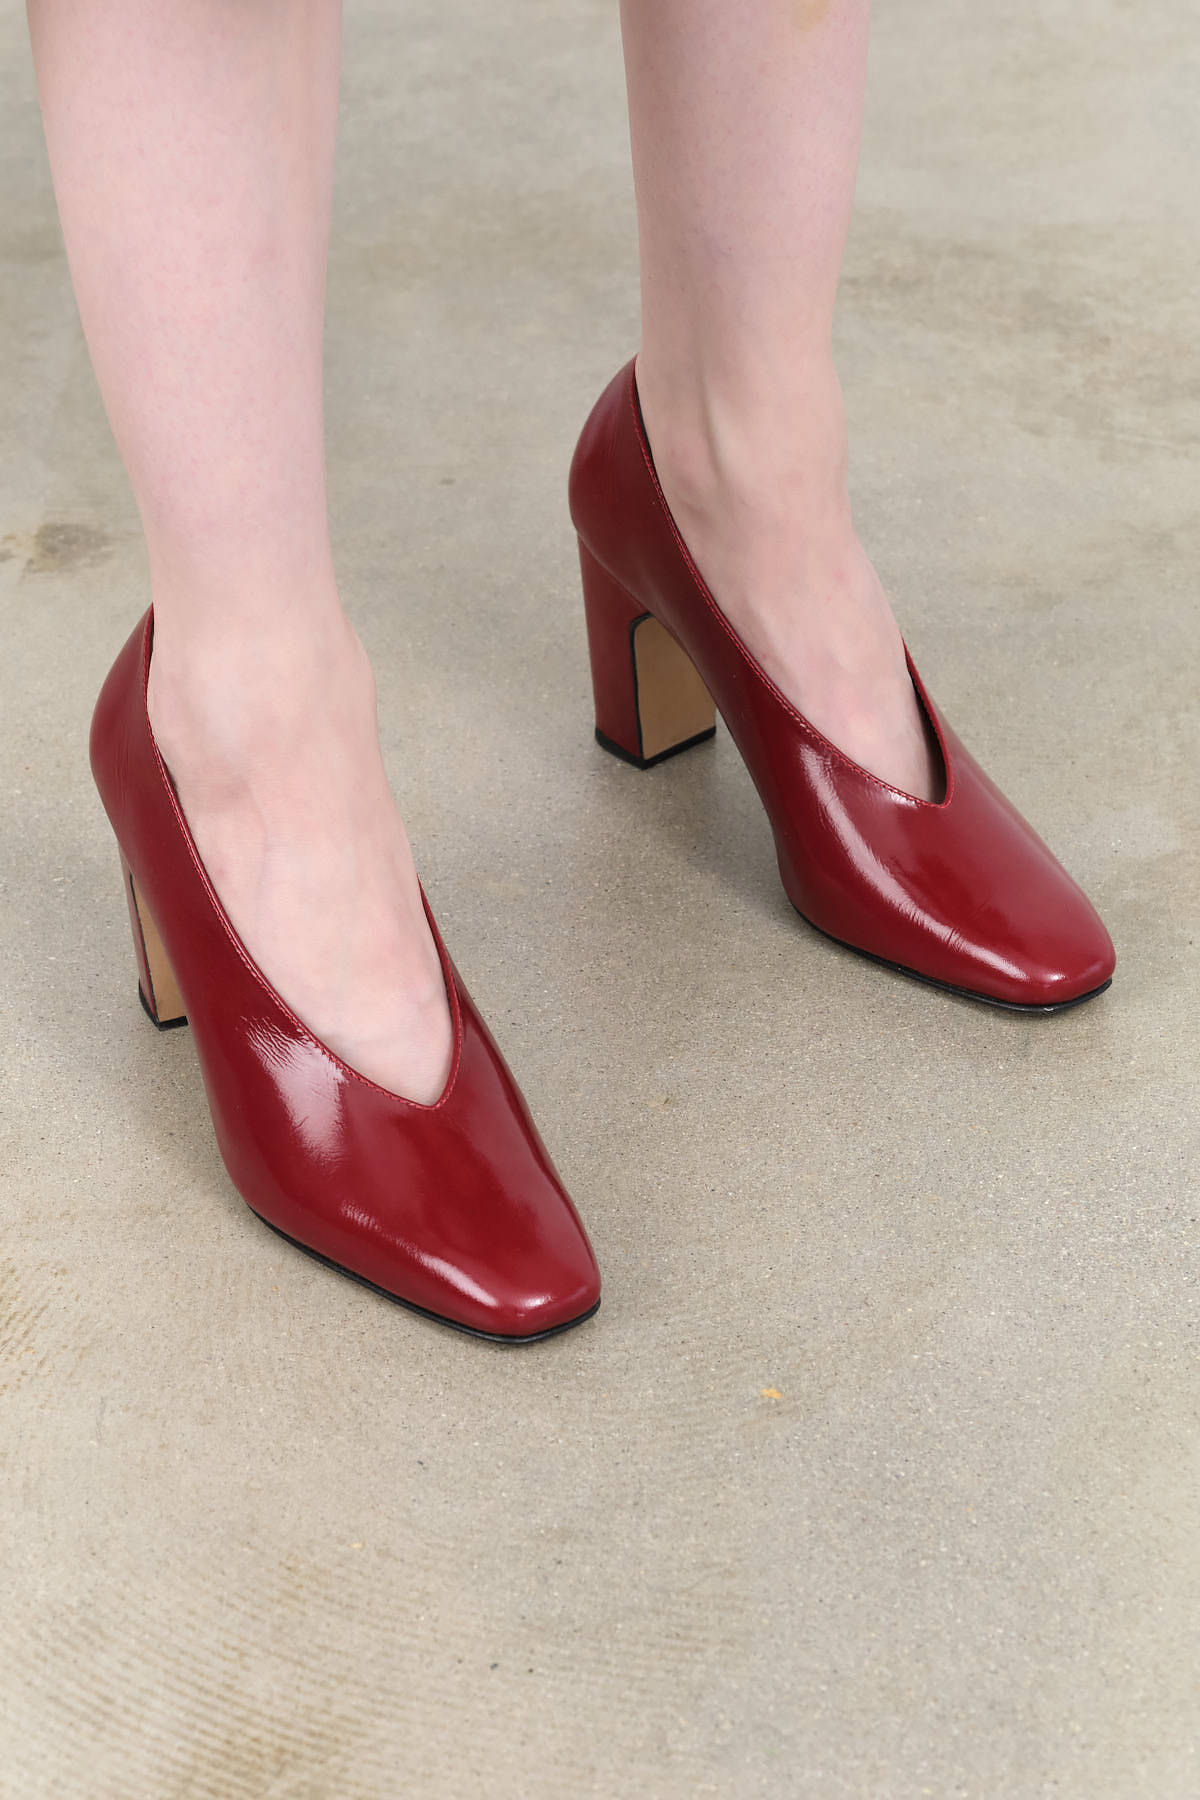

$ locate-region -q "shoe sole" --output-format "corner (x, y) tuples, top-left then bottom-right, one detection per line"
(595, 723), (717, 770)
(250, 1212), (602, 1344)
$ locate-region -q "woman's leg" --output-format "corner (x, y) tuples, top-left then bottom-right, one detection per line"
(620, 0), (938, 800)
(28, 0), (453, 1101)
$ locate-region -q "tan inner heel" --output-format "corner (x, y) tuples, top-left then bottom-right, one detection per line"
(632, 616), (716, 761)
(122, 857), (186, 1024)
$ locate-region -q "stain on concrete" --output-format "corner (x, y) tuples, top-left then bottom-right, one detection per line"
(0, 1258), (48, 1396)
(841, 218), (1200, 460)
(22, 520), (111, 576)
(2, 224), (65, 266)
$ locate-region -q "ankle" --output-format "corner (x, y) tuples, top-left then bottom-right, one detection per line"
(632, 353), (918, 693)
(635, 348), (853, 535)
(146, 604), (377, 794)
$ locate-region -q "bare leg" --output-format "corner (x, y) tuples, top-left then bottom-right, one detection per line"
(28, 0), (453, 1101)
(621, 0), (938, 800)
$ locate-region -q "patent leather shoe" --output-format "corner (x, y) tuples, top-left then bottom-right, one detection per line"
(91, 613), (602, 1340)
(569, 361), (1115, 1011)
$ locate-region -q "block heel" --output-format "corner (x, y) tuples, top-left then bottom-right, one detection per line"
(578, 537), (716, 769)
(118, 849), (187, 1029)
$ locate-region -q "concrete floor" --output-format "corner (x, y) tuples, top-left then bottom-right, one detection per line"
(2, 1), (1198, 1794)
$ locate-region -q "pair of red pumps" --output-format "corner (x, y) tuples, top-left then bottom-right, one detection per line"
(90, 363), (1115, 1342)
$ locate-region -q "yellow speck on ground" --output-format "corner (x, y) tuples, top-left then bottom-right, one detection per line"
(761, 1388), (782, 1401)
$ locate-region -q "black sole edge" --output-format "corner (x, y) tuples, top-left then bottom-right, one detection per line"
(793, 906), (1113, 1014)
(137, 983), (189, 1031)
(250, 1212), (602, 1345)
(595, 724), (716, 771)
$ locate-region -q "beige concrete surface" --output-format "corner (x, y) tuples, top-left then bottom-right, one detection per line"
(2, 2), (1198, 1795)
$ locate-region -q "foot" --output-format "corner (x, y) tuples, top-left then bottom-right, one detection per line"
(146, 611), (454, 1105)
(636, 360), (942, 803)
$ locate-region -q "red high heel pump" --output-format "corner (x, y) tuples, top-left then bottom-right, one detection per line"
(569, 361), (1115, 1011)
(91, 613), (601, 1341)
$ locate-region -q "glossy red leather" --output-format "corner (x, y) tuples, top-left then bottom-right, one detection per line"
(91, 614), (601, 1340)
(569, 361), (1115, 1009)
